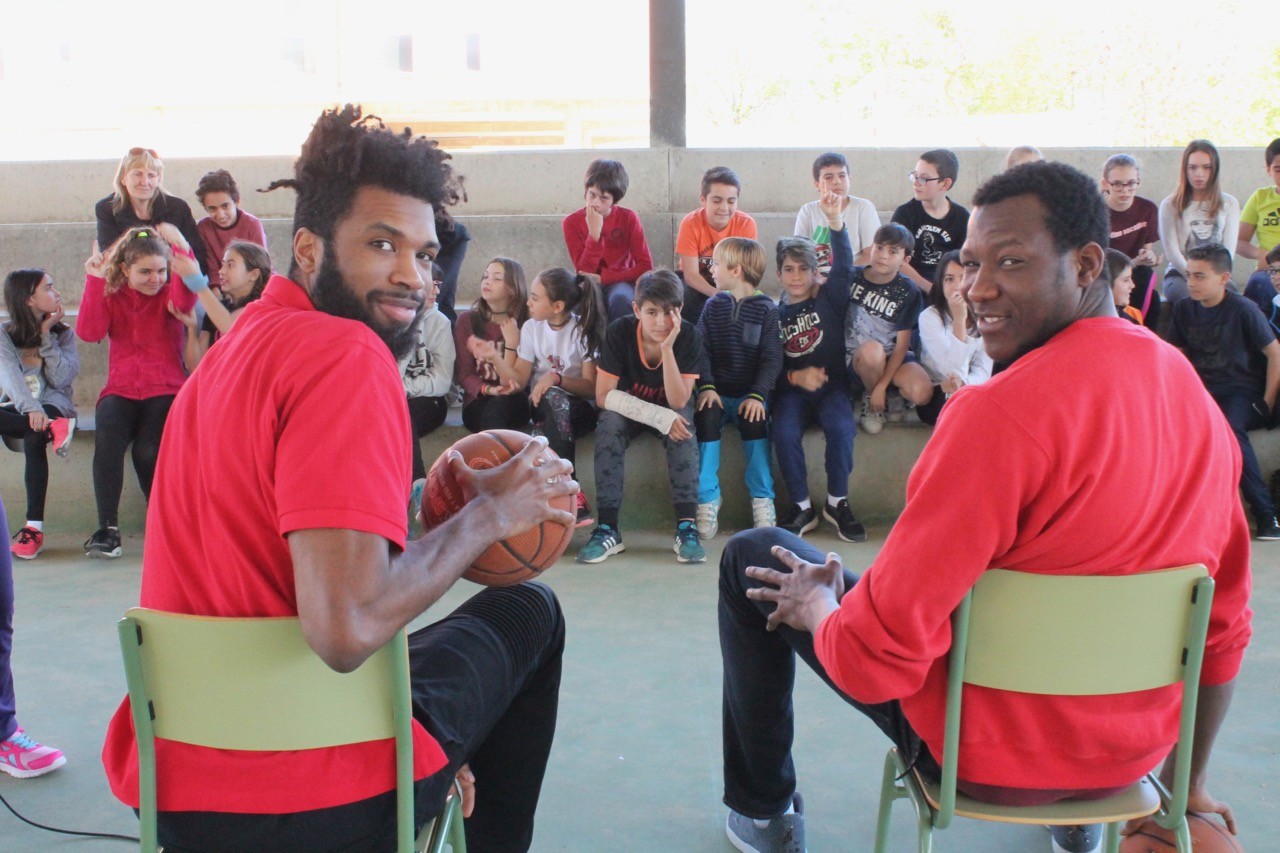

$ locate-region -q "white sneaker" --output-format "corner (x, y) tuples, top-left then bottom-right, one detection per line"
(859, 397), (884, 435)
(696, 496), (722, 539)
(751, 498), (777, 528)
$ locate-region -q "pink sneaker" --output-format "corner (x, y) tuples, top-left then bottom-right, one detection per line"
(0, 728), (66, 778)
(47, 417), (75, 458)
(10, 527), (43, 560)
(575, 491), (594, 528)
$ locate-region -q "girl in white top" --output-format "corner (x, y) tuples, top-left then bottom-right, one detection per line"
(1159, 139), (1240, 302)
(916, 251), (992, 425)
(512, 267), (607, 526)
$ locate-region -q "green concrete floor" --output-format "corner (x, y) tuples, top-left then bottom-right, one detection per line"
(0, 525), (1275, 852)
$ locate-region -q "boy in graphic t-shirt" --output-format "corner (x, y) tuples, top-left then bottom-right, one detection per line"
(1238, 138), (1280, 298)
(846, 224), (932, 435)
(578, 270), (706, 565)
(676, 166), (757, 323)
(891, 148), (969, 292)
(1168, 243), (1280, 540)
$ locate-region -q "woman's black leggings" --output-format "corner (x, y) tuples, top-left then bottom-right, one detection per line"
(462, 392), (531, 434)
(0, 404), (64, 522)
(408, 395), (449, 481)
(93, 394), (175, 528)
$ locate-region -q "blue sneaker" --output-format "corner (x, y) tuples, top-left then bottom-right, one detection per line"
(674, 520), (706, 563)
(577, 524), (624, 564)
(726, 793), (805, 852)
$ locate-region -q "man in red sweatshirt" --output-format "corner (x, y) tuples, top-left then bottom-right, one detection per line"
(719, 161), (1251, 853)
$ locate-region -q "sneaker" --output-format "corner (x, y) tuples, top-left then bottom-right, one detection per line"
(726, 792), (805, 853)
(0, 729), (66, 778)
(84, 527), (122, 559)
(10, 527), (43, 560)
(1048, 823), (1102, 853)
(574, 491), (594, 528)
(823, 499), (867, 543)
(886, 393), (907, 423)
(674, 520), (706, 563)
(751, 497), (777, 528)
(47, 417), (75, 458)
(777, 504), (819, 536)
(577, 524), (624, 564)
(408, 477), (427, 519)
(446, 381), (464, 408)
(1256, 515), (1280, 541)
(696, 496), (722, 539)
(859, 397), (884, 435)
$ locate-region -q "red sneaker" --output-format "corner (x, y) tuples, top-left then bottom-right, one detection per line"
(0, 728), (66, 778)
(47, 417), (75, 458)
(10, 527), (43, 560)
(574, 491), (594, 528)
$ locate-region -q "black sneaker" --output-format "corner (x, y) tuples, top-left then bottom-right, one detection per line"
(823, 499), (867, 542)
(1048, 823), (1102, 853)
(1256, 515), (1280, 541)
(84, 527), (122, 559)
(777, 504), (819, 536)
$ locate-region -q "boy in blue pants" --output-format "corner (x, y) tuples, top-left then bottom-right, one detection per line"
(773, 191), (865, 542)
(694, 238), (783, 537)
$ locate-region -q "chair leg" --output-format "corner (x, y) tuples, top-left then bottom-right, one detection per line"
(873, 750), (904, 853)
(1173, 817), (1191, 853)
(1104, 821), (1121, 853)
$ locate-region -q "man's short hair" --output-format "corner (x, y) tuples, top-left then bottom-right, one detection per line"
(920, 149), (960, 185)
(1186, 243), (1233, 274)
(1102, 248), (1133, 287)
(701, 166), (741, 197)
(972, 161), (1109, 254)
(636, 269), (683, 310)
(874, 223), (915, 257)
(1267, 139), (1280, 169)
(713, 237), (766, 287)
(196, 169), (240, 204)
(265, 104), (465, 249)
(585, 159), (629, 202)
(812, 152), (848, 182)
(776, 236), (817, 271)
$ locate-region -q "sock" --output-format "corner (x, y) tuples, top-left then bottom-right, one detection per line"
(828, 494), (844, 509)
(752, 800), (796, 828)
(796, 498), (811, 511)
(25, 521), (42, 532)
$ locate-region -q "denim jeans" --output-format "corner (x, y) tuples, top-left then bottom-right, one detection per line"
(770, 386), (855, 503)
(1212, 392), (1275, 519)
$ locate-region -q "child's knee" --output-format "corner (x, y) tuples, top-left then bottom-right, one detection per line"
(695, 401), (724, 441)
(894, 364), (934, 405)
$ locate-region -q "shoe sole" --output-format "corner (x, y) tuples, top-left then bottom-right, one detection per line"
(11, 549), (42, 560)
(575, 516), (595, 529)
(0, 753), (66, 778)
(823, 508), (868, 543)
(86, 547), (122, 559)
(1257, 533), (1280, 541)
(781, 515), (820, 537)
(675, 549), (707, 564)
(576, 542), (624, 564)
(53, 418), (77, 458)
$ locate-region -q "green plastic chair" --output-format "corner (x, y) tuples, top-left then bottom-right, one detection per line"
(117, 608), (466, 853)
(872, 566), (1214, 853)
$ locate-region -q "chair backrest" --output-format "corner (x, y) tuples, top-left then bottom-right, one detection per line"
(936, 566), (1214, 826)
(118, 608), (416, 853)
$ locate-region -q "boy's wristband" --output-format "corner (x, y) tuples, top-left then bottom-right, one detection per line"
(181, 272), (210, 293)
(746, 393), (765, 404)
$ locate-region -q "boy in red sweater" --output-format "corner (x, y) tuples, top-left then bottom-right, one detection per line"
(562, 159), (653, 323)
(718, 163), (1251, 853)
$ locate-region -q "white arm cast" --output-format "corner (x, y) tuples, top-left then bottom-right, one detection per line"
(605, 389), (680, 434)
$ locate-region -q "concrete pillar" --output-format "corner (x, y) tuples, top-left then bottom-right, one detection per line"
(649, 0), (686, 148)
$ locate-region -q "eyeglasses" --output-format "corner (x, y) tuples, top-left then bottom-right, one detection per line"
(1267, 266), (1280, 278)
(1107, 180), (1140, 191)
(908, 172), (944, 185)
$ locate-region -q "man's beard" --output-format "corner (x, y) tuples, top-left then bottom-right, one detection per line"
(311, 250), (423, 360)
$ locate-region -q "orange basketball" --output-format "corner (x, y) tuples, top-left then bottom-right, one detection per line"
(1120, 814), (1244, 852)
(420, 430), (574, 586)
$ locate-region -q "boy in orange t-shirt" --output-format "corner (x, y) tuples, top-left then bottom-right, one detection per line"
(676, 166), (757, 323)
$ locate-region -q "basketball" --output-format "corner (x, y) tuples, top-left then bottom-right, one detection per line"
(1119, 814), (1244, 852)
(420, 429), (575, 586)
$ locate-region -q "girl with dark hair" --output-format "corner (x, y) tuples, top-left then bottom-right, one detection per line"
(76, 227), (200, 558)
(453, 257), (531, 432)
(194, 169), (268, 289)
(169, 239), (273, 369)
(1159, 140), (1240, 303)
(94, 147), (206, 274)
(512, 268), (607, 525)
(916, 251), (991, 425)
(0, 270), (78, 559)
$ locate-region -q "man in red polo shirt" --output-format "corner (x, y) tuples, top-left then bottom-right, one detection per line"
(102, 105), (577, 852)
(717, 162), (1252, 853)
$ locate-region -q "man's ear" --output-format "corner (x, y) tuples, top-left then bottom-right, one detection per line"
(1076, 242), (1105, 288)
(293, 228), (322, 288)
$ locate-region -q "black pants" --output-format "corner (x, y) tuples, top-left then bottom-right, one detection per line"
(462, 393), (531, 434)
(915, 385), (947, 426)
(156, 583), (566, 853)
(93, 395), (175, 528)
(532, 388), (596, 467)
(408, 396), (449, 481)
(0, 404), (64, 522)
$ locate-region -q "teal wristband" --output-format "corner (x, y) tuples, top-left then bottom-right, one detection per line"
(181, 272), (210, 293)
